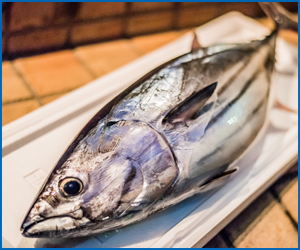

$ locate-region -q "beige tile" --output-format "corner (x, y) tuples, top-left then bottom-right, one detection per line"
(237, 203), (298, 248)
(2, 36), (5, 54)
(197, 233), (228, 248)
(217, 2), (264, 18)
(76, 2), (126, 20)
(2, 61), (32, 103)
(42, 93), (65, 105)
(127, 11), (173, 36)
(225, 191), (298, 248)
(271, 170), (298, 223)
(9, 28), (68, 54)
(14, 50), (94, 96)
(130, 2), (173, 12)
(75, 39), (140, 77)
(2, 100), (40, 126)
(180, 2), (213, 8)
(9, 2), (57, 31)
(177, 5), (219, 29)
(281, 179), (298, 223)
(2, 8), (6, 32)
(131, 31), (181, 54)
(71, 18), (123, 45)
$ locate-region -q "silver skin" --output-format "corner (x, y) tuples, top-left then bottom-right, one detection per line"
(21, 29), (277, 238)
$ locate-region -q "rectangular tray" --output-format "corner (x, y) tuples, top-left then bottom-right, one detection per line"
(2, 12), (298, 248)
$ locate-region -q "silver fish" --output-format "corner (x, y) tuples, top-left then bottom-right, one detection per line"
(21, 3), (297, 238)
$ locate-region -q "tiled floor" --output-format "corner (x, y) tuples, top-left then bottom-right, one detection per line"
(2, 17), (298, 248)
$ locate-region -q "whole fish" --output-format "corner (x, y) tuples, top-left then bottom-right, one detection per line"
(21, 3), (297, 238)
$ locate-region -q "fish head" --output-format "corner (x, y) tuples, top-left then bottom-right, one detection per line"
(21, 121), (178, 238)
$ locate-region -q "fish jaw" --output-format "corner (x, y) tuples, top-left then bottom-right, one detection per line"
(20, 198), (114, 238)
(20, 198), (91, 238)
(22, 214), (92, 238)
(21, 197), (125, 238)
(21, 205), (147, 238)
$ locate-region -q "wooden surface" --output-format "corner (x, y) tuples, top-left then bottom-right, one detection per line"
(2, 17), (298, 248)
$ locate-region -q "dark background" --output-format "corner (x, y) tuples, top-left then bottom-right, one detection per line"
(2, 2), (298, 60)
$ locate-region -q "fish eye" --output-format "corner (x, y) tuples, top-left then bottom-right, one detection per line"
(59, 177), (83, 197)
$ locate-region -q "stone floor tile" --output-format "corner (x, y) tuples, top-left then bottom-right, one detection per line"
(71, 18), (123, 45)
(2, 36), (6, 54)
(2, 100), (40, 126)
(126, 11), (173, 36)
(225, 191), (298, 248)
(75, 39), (140, 77)
(177, 5), (219, 29)
(130, 2), (173, 13)
(76, 2), (126, 20)
(236, 203), (298, 248)
(9, 2), (58, 32)
(2, 61), (32, 103)
(13, 50), (94, 96)
(195, 233), (229, 248)
(9, 28), (68, 54)
(271, 167), (298, 223)
(281, 180), (298, 224)
(131, 31), (182, 54)
(41, 93), (65, 105)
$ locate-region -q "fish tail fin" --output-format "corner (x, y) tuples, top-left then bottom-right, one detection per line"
(259, 2), (298, 32)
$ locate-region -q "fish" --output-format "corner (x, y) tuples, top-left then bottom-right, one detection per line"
(21, 3), (297, 238)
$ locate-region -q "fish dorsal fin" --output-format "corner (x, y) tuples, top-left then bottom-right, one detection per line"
(191, 31), (202, 51)
(163, 82), (217, 124)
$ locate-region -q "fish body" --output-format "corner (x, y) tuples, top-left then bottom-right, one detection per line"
(21, 3), (296, 238)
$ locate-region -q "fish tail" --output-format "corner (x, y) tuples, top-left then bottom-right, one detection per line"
(259, 2), (298, 32)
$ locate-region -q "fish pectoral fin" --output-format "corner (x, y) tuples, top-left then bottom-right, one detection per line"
(163, 82), (218, 124)
(191, 31), (202, 51)
(198, 167), (238, 192)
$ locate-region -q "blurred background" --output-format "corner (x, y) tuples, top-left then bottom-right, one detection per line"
(2, 2), (298, 60)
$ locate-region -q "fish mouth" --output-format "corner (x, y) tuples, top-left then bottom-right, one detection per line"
(21, 213), (92, 238)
